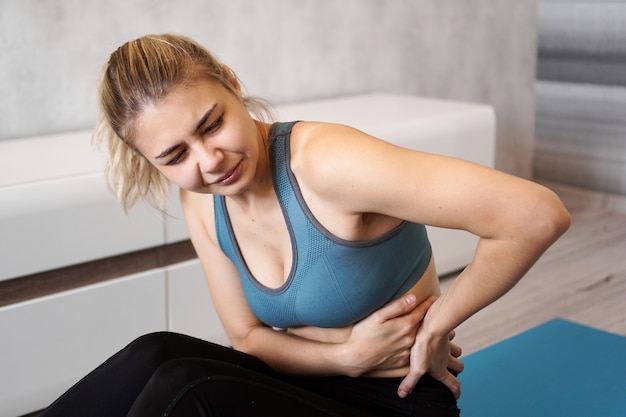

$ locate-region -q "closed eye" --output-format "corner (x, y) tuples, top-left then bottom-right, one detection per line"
(203, 115), (223, 135)
(162, 113), (223, 166)
(166, 149), (188, 166)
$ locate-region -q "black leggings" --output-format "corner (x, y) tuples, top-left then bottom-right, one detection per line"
(40, 332), (459, 417)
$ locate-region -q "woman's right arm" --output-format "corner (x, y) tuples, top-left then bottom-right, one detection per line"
(180, 189), (429, 377)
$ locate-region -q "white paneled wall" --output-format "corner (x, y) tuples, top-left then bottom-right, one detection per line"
(0, 130), (165, 282)
(0, 175), (164, 281)
(0, 271), (168, 416)
(167, 259), (230, 347)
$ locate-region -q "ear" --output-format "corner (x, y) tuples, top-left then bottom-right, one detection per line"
(223, 65), (241, 95)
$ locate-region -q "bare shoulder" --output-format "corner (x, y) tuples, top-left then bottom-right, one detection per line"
(180, 188), (213, 217)
(289, 120), (409, 195)
(289, 121), (388, 183)
(290, 121), (369, 151)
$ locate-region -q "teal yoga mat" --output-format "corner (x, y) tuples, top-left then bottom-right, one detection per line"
(458, 319), (626, 417)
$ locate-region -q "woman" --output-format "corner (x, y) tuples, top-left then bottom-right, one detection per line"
(41, 34), (570, 417)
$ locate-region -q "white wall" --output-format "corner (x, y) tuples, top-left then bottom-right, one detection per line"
(0, 0), (537, 177)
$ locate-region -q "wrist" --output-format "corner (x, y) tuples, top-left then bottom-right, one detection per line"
(333, 341), (365, 378)
(421, 304), (452, 341)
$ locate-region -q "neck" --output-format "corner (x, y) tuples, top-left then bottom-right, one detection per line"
(226, 120), (275, 212)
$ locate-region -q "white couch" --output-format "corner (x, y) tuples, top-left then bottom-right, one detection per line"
(0, 93), (494, 416)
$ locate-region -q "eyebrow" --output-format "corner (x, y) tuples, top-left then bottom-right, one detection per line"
(194, 103), (218, 134)
(154, 144), (182, 160)
(154, 103), (218, 160)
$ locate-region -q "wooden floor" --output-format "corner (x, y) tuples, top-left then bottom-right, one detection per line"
(442, 182), (626, 355)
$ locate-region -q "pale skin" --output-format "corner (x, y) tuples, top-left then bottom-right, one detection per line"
(132, 75), (571, 400)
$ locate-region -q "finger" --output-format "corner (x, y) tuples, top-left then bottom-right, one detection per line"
(405, 296), (437, 323)
(448, 329), (456, 341)
(447, 356), (465, 375)
(450, 342), (462, 358)
(438, 371), (462, 399)
(397, 368), (425, 398)
(375, 294), (423, 322)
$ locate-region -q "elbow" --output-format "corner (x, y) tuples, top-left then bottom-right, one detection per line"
(229, 338), (246, 353)
(229, 325), (267, 358)
(229, 332), (255, 355)
(533, 188), (571, 245)
(554, 203), (572, 238)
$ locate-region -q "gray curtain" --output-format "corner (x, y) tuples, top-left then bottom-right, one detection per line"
(534, 0), (626, 195)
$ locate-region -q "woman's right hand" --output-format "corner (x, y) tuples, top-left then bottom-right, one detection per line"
(339, 295), (436, 377)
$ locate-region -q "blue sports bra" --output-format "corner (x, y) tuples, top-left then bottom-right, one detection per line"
(214, 121), (432, 328)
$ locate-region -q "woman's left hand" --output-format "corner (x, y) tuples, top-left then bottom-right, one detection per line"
(397, 328), (464, 399)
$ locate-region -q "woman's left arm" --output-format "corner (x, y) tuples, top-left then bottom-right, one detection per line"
(294, 122), (571, 398)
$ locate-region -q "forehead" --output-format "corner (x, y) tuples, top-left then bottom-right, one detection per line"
(156, 78), (229, 113)
(133, 79), (230, 147)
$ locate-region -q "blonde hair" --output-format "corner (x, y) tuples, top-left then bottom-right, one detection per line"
(93, 33), (273, 212)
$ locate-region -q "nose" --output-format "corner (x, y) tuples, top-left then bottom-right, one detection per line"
(195, 142), (224, 174)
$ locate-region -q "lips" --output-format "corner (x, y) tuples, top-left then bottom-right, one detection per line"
(212, 161), (241, 186)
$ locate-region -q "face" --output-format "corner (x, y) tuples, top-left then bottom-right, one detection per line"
(133, 79), (265, 195)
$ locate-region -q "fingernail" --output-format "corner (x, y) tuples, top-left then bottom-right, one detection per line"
(398, 389), (408, 398)
(405, 294), (416, 304)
